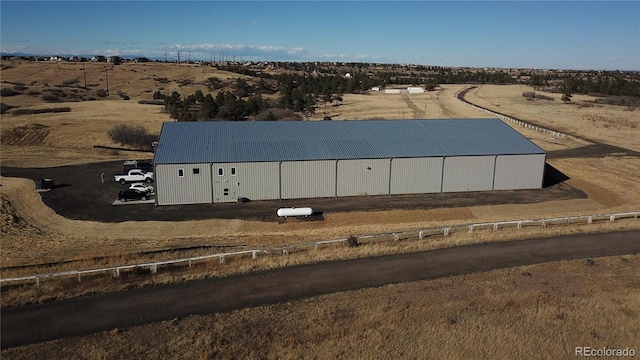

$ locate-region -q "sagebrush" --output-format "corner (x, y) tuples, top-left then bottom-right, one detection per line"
(107, 124), (157, 150)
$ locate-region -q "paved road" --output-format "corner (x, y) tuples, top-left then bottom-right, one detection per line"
(2, 231), (639, 349)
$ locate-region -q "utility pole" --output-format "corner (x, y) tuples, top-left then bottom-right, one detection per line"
(188, 51), (191, 63)
(164, 50), (167, 63)
(177, 50), (180, 65)
(105, 69), (109, 96)
(82, 61), (87, 89)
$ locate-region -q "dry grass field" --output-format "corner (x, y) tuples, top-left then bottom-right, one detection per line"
(1, 60), (639, 355)
(463, 84), (640, 151)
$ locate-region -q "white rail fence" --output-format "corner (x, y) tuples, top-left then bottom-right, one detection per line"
(2, 211), (638, 286)
(455, 87), (569, 139)
(1, 250), (268, 287)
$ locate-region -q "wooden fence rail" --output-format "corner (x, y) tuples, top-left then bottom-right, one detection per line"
(2, 211), (638, 286)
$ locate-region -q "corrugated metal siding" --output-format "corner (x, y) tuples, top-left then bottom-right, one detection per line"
(211, 163), (236, 202)
(337, 159), (390, 196)
(493, 154), (546, 190)
(282, 161), (336, 199)
(154, 119), (545, 164)
(390, 157), (443, 194)
(442, 156), (495, 192)
(156, 163), (212, 205)
(213, 162), (279, 202)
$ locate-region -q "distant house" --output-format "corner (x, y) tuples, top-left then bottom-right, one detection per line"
(407, 87), (425, 94)
(91, 56), (107, 62)
(371, 86), (380, 92)
(49, 56), (62, 62)
(134, 57), (151, 63)
(107, 56), (123, 65)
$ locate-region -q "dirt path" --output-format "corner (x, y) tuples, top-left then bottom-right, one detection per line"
(3, 230), (638, 349)
(401, 94), (424, 118)
(400, 89), (465, 119)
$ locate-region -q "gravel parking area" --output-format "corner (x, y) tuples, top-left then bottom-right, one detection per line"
(2, 160), (585, 223)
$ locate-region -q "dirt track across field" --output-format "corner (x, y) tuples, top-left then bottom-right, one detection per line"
(2, 230), (639, 349)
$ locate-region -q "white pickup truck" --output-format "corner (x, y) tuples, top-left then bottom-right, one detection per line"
(114, 169), (154, 184)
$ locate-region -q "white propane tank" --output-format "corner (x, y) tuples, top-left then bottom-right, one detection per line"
(277, 207), (313, 218)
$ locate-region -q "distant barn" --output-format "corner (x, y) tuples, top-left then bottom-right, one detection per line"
(152, 119), (546, 205)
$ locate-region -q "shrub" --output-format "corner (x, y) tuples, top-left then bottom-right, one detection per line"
(1, 103), (15, 114)
(12, 107), (71, 115)
(117, 91), (130, 100)
(153, 91), (166, 100)
(96, 89), (108, 98)
(41, 94), (62, 102)
(138, 100), (165, 105)
(522, 91), (554, 101)
(1, 88), (21, 97)
(107, 124), (158, 150)
(60, 78), (80, 87)
(254, 108), (302, 121)
(13, 85), (28, 91)
(26, 90), (42, 96)
(347, 236), (359, 248)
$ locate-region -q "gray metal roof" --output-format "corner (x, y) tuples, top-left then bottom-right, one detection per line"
(153, 119), (545, 164)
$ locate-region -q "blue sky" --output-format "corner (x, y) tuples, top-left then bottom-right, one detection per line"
(1, 1), (639, 70)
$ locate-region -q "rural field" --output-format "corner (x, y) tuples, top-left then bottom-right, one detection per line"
(1, 60), (639, 356)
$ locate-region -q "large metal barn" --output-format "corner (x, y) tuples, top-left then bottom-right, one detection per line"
(152, 119), (546, 206)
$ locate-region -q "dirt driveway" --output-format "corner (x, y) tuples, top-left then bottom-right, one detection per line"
(2, 230), (638, 349)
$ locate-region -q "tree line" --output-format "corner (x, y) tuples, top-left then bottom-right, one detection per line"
(159, 64), (638, 121)
(526, 71), (640, 97)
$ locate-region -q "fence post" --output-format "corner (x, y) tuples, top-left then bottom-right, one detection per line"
(493, 223), (499, 231)
(541, 220), (547, 228)
(150, 264), (157, 274)
(469, 225), (474, 233)
(394, 233), (399, 241)
(419, 230), (424, 239)
(444, 227), (450, 236)
(283, 246), (289, 255)
(77, 272), (81, 283)
(252, 250), (258, 260)
(113, 267), (120, 278)
(517, 221), (522, 229)
(36, 276), (40, 287)
(188, 259), (192, 267)
(588, 216), (592, 224)
(220, 255), (225, 264)
(610, 215), (615, 222)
